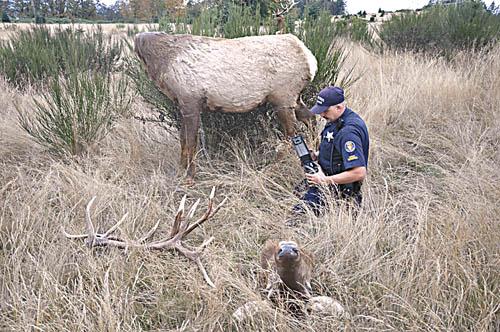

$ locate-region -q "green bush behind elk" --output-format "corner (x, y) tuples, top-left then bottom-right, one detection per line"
(379, 1), (500, 58)
(0, 26), (122, 89)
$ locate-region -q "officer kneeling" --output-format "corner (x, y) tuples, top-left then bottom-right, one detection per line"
(293, 86), (370, 216)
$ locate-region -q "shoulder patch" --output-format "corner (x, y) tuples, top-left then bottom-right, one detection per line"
(345, 141), (356, 153)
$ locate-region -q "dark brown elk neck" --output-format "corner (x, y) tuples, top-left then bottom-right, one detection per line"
(276, 260), (302, 289)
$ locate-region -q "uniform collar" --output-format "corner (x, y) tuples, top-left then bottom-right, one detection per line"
(339, 107), (352, 121)
(331, 107), (351, 127)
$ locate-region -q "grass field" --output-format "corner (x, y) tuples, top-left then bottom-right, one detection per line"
(0, 27), (499, 331)
(0, 23), (159, 40)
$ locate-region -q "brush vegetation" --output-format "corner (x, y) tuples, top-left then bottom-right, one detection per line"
(379, 1), (500, 57)
(1, 20), (499, 329)
(0, 26), (122, 89)
(0, 26), (129, 157)
(18, 71), (131, 156)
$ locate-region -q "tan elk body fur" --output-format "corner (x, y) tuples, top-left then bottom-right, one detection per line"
(134, 33), (317, 180)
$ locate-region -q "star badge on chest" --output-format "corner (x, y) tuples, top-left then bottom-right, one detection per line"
(325, 131), (334, 142)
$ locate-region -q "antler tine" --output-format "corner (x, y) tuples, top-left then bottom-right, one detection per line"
(103, 212), (128, 237)
(196, 257), (216, 288)
(175, 198), (199, 236)
(138, 218), (161, 243)
(170, 195), (187, 237)
(68, 188), (224, 288)
(184, 196), (227, 238)
(61, 227), (88, 239)
(85, 196), (97, 247)
(188, 199), (201, 219)
(275, 0), (299, 16)
(197, 236), (215, 253)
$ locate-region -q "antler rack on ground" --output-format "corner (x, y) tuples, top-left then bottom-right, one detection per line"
(63, 187), (227, 288)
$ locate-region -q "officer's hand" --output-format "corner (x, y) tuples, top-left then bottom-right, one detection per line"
(305, 168), (328, 185)
(309, 150), (319, 161)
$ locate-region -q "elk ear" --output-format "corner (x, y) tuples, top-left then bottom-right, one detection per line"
(261, 240), (280, 267)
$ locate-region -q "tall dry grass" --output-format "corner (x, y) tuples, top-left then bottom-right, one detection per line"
(1, 40), (499, 330)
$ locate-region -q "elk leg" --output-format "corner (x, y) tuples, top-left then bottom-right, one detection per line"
(275, 107), (296, 137)
(180, 111), (201, 183)
(274, 107), (297, 162)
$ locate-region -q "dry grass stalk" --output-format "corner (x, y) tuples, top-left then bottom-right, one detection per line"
(0, 32), (499, 331)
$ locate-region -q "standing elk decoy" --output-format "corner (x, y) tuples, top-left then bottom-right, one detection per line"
(63, 187), (227, 287)
(134, 32), (317, 183)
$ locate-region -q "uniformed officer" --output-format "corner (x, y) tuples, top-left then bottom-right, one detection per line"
(294, 86), (369, 216)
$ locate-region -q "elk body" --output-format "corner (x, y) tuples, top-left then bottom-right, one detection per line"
(260, 240), (314, 298)
(134, 32), (317, 181)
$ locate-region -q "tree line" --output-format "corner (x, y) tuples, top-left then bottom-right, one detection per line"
(0, 0), (346, 23)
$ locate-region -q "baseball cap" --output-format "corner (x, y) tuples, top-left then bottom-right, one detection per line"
(310, 86), (345, 114)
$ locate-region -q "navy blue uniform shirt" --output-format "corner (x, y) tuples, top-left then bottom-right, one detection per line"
(317, 108), (369, 176)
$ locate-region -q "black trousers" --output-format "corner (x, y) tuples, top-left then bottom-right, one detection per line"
(293, 184), (362, 216)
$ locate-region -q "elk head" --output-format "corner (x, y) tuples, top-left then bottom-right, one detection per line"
(260, 239), (314, 299)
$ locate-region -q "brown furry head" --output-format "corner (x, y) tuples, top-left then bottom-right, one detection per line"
(260, 240), (314, 298)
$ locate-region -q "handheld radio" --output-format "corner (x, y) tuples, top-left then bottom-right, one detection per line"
(291, 135), (319, 174)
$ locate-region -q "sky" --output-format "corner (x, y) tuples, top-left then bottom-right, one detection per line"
(346, 0), (428, 14)
(346, 0), (495, 14)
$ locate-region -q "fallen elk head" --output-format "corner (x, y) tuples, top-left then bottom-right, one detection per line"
(63, 187), (227, 288)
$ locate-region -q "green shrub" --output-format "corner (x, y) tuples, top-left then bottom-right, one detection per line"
(159, 15), (190, 34)
(2, 12), (10, 23)
(297, 11), (359, 104)
(333, 16), (381, 51)
(222, 4), (262, 38)
(0, 26), (123, 90)
(45, 17), (72, 24)
(35, 15), (46, 24)
(379, 1), (500, 57)
(191, 5), (219, 36)
(18, 71), (131, 156)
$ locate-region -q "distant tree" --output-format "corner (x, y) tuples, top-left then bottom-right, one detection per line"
(305, 0), (346, 18)
(96, 1), (122, 21)
(488, 1), (499, 14)
(80, 0), (97, 19)
(2, 11), (11, 22)
(330, 0), (346, 15)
